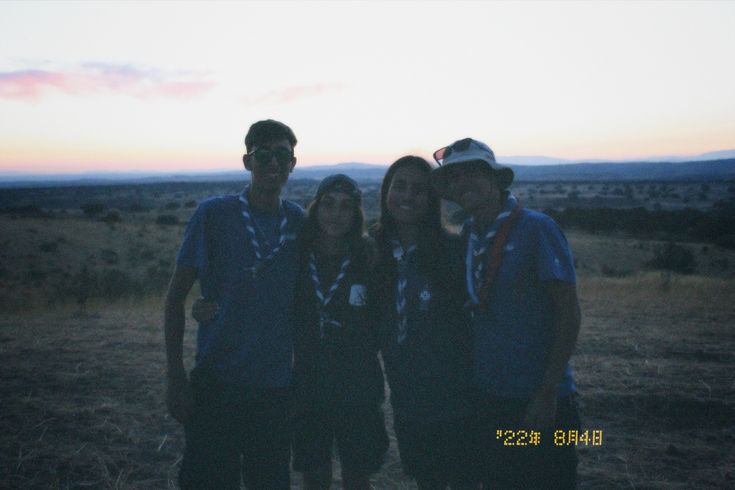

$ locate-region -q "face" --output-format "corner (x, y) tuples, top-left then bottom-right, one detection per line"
(443, 164), (501, 215)
(317, 191), (357, 239)
(385, 166), (430, 226)
(243, 138), (296, 193)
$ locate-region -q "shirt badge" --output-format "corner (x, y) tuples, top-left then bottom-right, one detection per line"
(419, 286), (431, 312)
(349, 284), (367, 306)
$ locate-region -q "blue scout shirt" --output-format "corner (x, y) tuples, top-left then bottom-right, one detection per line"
(176, 190), (304, 388)
(464, 208), (577, 398)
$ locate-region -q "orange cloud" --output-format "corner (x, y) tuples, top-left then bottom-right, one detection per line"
(0, 64), (214, 100)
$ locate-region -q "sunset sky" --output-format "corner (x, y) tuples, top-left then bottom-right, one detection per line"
(1, 1), (734, 173)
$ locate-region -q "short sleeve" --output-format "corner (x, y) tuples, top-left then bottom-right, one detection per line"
(535, 215), (576, 284)
(176, 203), (208, 272)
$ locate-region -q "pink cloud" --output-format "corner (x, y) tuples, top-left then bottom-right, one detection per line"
(0, 65), (214, 100)
(146, 80), (214, 99)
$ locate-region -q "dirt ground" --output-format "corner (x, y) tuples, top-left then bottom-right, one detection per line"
(1, 274), (733, 489)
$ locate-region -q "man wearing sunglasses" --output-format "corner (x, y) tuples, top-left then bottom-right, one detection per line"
(431, 138), (582, 489)
(164, 119), (303, 489)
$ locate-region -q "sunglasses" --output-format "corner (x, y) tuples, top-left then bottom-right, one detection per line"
(248, 146), (294, 167)
(433, 137), (473, 166)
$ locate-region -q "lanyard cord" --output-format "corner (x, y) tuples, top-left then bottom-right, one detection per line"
(309, 252), (351, 338)
(239, 189), (288, 265)
(393, 241), (417, 344)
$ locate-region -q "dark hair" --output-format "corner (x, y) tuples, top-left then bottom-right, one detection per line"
(372, 155), (449, 286)
(244, 119), (297, 153)
(298, 190), (369, 266)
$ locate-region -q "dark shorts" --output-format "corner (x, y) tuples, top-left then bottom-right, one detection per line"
(393, 415), (479, 487)
(179, 368), (291, 490)
(292, 404), (389, 477)
(471, 394), (581, 490)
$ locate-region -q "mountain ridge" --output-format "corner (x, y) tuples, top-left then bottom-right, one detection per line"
(1, 157), (734, 188)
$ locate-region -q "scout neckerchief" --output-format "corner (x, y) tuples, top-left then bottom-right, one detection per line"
(393, 240), (417, 344)
(309, 251), (351, 339)
(239, 187), (289, 277)
(465, 194), (522, 310)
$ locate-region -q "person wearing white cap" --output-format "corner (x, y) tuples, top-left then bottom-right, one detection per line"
(431, 138), (582, 489)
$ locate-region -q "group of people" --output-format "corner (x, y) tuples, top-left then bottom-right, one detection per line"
(164, 119), (582, 490)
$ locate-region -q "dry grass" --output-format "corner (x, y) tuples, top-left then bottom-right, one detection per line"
(574, 274), (735, 488)
(1, 275), (734, 488)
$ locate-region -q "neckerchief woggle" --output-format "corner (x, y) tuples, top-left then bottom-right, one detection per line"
(239, 186), (290, 277)
(393, 240), (417, 344)
(309, 252), (351, 338)
(465, 194), (522, 310)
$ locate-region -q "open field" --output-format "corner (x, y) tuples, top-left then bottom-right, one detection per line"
(1, 180), (734, 488)
(1, 274), (733, 489)
(1, 179), (731, 313)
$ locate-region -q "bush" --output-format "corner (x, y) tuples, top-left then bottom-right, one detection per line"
(1, 205), (48, 218)
(124, 203), (152, 213)
(69, 265), (97, 311)
(100, 212), (122, 223)
(601, 265), (632, 277)
(714, 234), (735, 250)
(646, 242), (696, 274)
(145, 265), (172, 292)
(156, 214), (179, 226)
(81, 203), (106, 217)
(97, 269), (141, 300)
(99, 249), (119, 265)
(39, 241), (59, 253)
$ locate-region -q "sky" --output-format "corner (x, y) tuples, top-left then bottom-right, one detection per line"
(1, 0), (734, 173)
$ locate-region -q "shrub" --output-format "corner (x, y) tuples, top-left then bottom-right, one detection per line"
(99, 249), (119, 265)
(156, 214), (179, 226)
(81, 203), (106, 217)
(714, 234), (735, 250)
(97, 269), (141, 300)
(145, 265), (172, 292)
(39, 241), (59, 253)
(69, 265), (98, 311)
(1, 205), (47, 218)
(646, 242), (696, 275)
(125, 203), (152, 213)
(601, 265), (632, 277)
(100, 212), (122, 223)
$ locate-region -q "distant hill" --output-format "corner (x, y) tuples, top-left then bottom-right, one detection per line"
(1, 158), (734, 188)
(509, 158), (735, 182)
(499, 149), (735, 165)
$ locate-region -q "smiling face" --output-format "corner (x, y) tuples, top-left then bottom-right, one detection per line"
(385, 165), (430, 226)
(442, 163), (502, 217)
(317, 191), (358, 239)
(243, 138), (296, 194)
